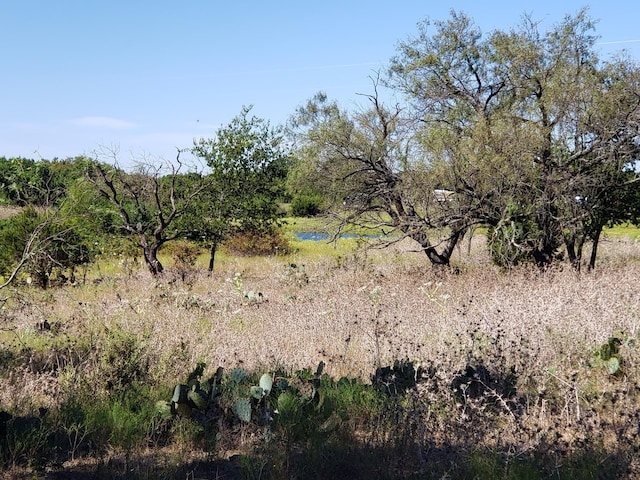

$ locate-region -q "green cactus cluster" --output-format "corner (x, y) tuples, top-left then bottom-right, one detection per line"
(226, 364), (328, 425)
(232, 397), (252, 423)
(155, 360), (340, 446)
(155, 362), (224, 420)
(232, 373), (274, 424)
(593, 330), (636, 376)
(230, 367), (247, 384)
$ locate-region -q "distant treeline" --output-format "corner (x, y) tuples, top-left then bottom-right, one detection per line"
(0, 156), (93, 207)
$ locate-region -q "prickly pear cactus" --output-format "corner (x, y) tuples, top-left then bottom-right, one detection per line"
(155, 400), (173, 420)
(259, 374), (273, 396)
(250, 386), (264, 399)
(232, 398), (252, 422)
(172, 384), (188, 404)
(188, 388), (207, 410)
(231, 367), (247, 384)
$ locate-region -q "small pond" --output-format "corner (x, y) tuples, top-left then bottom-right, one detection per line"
(294, 232), (379, 241)
(295, 232), (330, 241)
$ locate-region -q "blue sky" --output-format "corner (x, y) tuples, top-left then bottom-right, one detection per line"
(2, 1), (639, 163)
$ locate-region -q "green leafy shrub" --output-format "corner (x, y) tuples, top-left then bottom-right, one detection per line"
(165, 240), (201, 282)
(165, 240), (200, 269)
(487, 200), (560, 268)
(290, 193), (324, 217)
(88, 394), (156, 452)
(99, 329), (148, 394)
(56, 384), (157, 458)
(0, 411), (53, 471)
(0, 207), (91, 288)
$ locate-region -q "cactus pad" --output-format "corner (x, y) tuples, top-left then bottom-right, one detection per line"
(259, 374), (273, 395)
(231, 367), (247, 384)
(232, 398), (252, 422)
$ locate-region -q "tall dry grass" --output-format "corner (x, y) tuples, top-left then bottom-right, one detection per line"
(3, 236), (640, 405)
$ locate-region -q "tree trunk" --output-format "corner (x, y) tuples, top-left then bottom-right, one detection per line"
(416, 228), (465, 266)
(564, 231), (585, 271)
(424, 247), (450, 265)
(532, 245), (555, 267)
(588, 226), (603, 271)
(565, 236), (577, 268)
(574, 235), (585, 271)
(142, 244), (164, 275)
(208, 242), (218, 273)
(535, 188), (561, 267)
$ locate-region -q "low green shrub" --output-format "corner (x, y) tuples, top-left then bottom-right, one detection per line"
(0, 411), (53, 472)
(98, 328), (148, 394)
(166, 240), (200, 268)
(290, 193), (324, 217)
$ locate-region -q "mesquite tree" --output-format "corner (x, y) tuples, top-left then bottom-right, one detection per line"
(388, 8), (640, 268)
(289, 84), (482, 266)
(291, 9), (640, 270)
(87, 148), (209, 275)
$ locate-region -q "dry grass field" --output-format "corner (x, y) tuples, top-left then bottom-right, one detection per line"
(1, 232), (640, 478)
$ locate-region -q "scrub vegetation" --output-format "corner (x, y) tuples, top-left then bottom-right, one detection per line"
(1, 232), (640, 479)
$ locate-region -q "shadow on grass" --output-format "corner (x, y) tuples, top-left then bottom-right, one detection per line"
(32, 438), (634, 480)
(3, 359), (638, 479)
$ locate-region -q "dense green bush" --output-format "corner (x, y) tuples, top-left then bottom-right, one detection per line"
(98, 329), (149, 394)
(290, 193), (324, 217)
(0, 207), (91, 287)
(486, 201), (561, 268)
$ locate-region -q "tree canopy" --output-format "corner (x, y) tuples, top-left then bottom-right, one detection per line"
(289, 8), (640, 269)
(0, 157), (101, 288)
(189, 106), (290, 271)
(2, 9), (639, 280)
(0, 107), (291, 285)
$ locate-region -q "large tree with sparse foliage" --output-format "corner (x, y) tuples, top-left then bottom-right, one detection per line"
(87, 148), (210, 275)
(288, 85), (481, 266)
(387, 8), (640, 269)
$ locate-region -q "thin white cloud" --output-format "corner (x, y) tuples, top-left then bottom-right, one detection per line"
(598, 39), (640, 45)
(70, 116), (139, 129)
